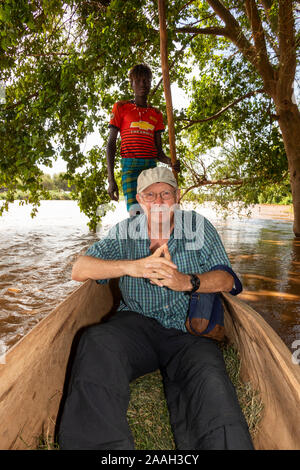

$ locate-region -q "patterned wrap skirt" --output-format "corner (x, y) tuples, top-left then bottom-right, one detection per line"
(121, 158), (156, 212)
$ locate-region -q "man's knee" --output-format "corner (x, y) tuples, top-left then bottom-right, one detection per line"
(173, 338), (227, 382)
(81, 320), (135, 356)
(71, 324), (131, 386)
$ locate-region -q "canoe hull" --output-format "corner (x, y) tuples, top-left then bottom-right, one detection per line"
(223, 293), (300, 450)
(0, 280), (113, 450)
(0, 280), (299, 449)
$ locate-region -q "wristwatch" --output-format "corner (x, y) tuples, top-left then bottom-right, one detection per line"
(189, 274), (200, 294)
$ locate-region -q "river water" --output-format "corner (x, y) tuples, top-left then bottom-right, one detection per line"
(0, 200), (299, 353)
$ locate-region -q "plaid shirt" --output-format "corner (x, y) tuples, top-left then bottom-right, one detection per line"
(86, 210), (231, 332)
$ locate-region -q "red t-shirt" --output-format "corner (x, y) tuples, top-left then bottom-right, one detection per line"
(109, 101), (165, 159)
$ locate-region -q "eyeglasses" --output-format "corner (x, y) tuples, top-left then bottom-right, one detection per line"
(140, 190), (177, 202)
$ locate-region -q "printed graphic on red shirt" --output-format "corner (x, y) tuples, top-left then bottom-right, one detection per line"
(109, 101), (164, 159)
(130, 121), (155, 131)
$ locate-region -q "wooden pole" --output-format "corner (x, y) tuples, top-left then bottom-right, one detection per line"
(157, 0), (178, 181)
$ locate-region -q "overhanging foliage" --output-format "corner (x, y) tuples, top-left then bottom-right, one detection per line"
(0, 1), (298, 230)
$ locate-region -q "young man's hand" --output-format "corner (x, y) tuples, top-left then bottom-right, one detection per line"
(154, 132), (180, 173)
(108, 179), (119, 201)
(170, 159), (180, 173)
(157, 155), (180, 173)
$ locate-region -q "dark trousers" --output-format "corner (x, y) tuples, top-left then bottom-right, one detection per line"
(58, 311), (254, 450)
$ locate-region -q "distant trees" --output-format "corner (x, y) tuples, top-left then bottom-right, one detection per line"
(41, 173), (74, 192)
(0, 173), (74, 202)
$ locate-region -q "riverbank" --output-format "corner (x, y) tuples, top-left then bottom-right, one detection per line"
(97, 201), (294, 233)
(249, 204), (293, 221)
(0, 197), (294, 221)
(0, 190), (72, 201)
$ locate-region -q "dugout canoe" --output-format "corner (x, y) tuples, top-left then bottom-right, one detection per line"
(0, 279), (299, 450)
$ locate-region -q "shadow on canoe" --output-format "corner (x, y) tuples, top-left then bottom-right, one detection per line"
(0, 279), (299, 450)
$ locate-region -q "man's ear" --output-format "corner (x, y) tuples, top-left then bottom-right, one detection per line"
(176, 189), (181, 203)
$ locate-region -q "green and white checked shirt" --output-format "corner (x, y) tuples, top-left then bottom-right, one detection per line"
(86, 210), (231, 332)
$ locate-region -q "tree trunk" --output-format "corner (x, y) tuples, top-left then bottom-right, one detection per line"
(275, 101), (300, 237)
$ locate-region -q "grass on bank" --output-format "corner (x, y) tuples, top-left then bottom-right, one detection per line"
(0, 190), (72, 201)
(37, 343), (263, 450)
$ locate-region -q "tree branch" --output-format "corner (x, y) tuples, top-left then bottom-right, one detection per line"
(3, 52), (70, 57)
(245, 1), (270, 59)
(80, 0), (110, 9)
(177, 0), (196, 15)
(264, 29), (280, 58)
(177, 12), (216, 27)
(205, 0), (240, 27)
(261, 0), (279, 33)
(244, 0), (275, 94)
(175, 26), (227, 36)
(277, 0), (297, 103)
(204, 0), (276, 95)
(180, 178), (244, 200)
(4, 92), (39, 111)
(179, 88), (265, 129)
(175, 0), (253, 60)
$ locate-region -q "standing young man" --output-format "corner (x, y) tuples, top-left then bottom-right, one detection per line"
(106, 64), (180, 214)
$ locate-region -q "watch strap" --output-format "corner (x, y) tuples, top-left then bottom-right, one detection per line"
(190, 274), (200, 294)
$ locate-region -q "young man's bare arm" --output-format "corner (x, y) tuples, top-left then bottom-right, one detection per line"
(106, 127), (119, 200)
(154, 131), (180, 172)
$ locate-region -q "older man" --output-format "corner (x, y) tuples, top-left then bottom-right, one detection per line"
(58, 167), (254, 450)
